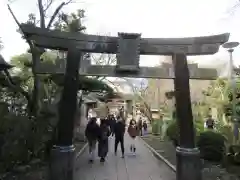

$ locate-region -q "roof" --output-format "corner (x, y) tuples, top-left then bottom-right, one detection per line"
(82, 95), (97, 103)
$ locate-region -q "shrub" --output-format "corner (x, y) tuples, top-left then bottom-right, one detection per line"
(218, 125), (234, 145)
(165, 117), (204, 146)
(197, 131), (226, 162)
(194, 119), (204, 137)
(227, 145), (240, 165)
(166, 120), (179, 146)
(0, 103), (57, 173)
(151, 120), (162, 135)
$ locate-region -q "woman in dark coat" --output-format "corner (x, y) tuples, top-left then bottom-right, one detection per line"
(85, 117), (100, 163)
(98, 118), (111, 162)
(138, 117), (143, 136)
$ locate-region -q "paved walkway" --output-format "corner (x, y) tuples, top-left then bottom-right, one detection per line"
(74, 135), (175, 180)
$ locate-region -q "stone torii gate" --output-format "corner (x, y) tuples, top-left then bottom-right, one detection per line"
(21, 24), (229, 180)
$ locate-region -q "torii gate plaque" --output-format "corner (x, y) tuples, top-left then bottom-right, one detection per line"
(21, 24), (229, 180)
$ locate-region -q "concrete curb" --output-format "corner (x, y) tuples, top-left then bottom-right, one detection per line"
(76, 143), (88, 159)
(139, 137), (176, 172)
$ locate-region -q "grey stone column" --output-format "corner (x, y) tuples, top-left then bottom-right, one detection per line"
(172, 54), (202, 180)
(50, 48), (82, 180)
(50, 145), (75, 180)
(176, 147), (202, 180)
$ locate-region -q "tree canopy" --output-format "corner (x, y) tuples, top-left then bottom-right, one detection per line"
(50, 74), (114, 93)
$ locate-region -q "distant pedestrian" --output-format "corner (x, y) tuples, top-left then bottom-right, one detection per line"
(205, 115), (215, 129)
(119, 106), (124, 119)
(138, 117), (143, 136)
(98, 119), (111, 162)
(142, 120), (148, 135)
(114, 116), (126, 158)
(128, 119), (138, 154)
(85, 117), (100, 163)
(108, 114), (116, 136)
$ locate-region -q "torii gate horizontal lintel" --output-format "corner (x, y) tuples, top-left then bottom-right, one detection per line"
(21, 24), (229, 55)
(35, 63), (218, 79)
(21, 22), (229, 180)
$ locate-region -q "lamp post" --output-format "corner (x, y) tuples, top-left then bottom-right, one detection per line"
(223, 41), (239, 143)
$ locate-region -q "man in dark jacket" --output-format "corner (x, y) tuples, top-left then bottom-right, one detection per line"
(108, 114), (116, 136)
(85, 117), (100, 163)
(205, 115), (215, 129)
(114, 116), (126, 158)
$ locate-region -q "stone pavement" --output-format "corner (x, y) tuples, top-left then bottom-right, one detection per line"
(74, 135), (176, 180)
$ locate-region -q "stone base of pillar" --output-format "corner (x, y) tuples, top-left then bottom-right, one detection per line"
(50, 145), (75, 180)
(176, 147), (202, 180)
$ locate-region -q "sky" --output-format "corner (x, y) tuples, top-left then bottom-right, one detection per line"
(1, 0), (240, 68)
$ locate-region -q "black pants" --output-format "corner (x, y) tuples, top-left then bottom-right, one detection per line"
(110, 126), (114, 136)
(139, 129), (142, 136)
(114, 136), (124, 155)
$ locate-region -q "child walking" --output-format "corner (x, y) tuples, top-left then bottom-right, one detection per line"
(128, 119), (138, 154)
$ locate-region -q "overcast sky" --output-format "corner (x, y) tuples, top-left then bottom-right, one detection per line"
(1, 0), (240, 67)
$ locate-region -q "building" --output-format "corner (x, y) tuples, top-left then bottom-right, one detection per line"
(104, 92), (134, 118)
(144, 62), (214, 111)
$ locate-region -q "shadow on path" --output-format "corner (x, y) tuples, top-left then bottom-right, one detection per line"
(74, 135), (176, 180)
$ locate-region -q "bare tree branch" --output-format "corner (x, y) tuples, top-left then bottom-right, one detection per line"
(7, 4), (35, 51)
(2, 70), (31, 103)
(43, 0), (54, 12)
(8, 4), (41, 115)
(47, 0), (73, 29)
(0, 38), (3, 50)
(47, 2), (64, 29)
(91, 54), (105, 65)
(106, 54), (116, 65)
(122, 77), (153, 121)
(38, 0), (45, 28)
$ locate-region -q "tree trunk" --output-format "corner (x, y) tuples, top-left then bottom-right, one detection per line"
(29, 48), (41, 116)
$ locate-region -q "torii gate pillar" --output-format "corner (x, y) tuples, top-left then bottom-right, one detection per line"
(21, 24), (229, 180)
(173, 53), (201, 180)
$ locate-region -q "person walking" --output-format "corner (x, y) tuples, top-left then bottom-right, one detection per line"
(138, 117), (143, 136)
(142, 120), (148, 136)
(98, 118), (111, 162)
(110, 114), (116, 136)
(205, 114), (215, 129)
(119, 106), (124, 119)
(85, 117), (100, 163)
(114, 116), (126, 158)
(106, 114), (115, 136)
(128, 119), (138, 154)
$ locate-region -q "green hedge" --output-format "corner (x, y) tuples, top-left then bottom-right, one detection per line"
(0, 104), (57, 173)
(166, 120), (179, 146)
(151, 119), (162, 135)
(227, 145), (240, 165)
(165, 119), (226, 162)
(197, 131), (226, 162)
